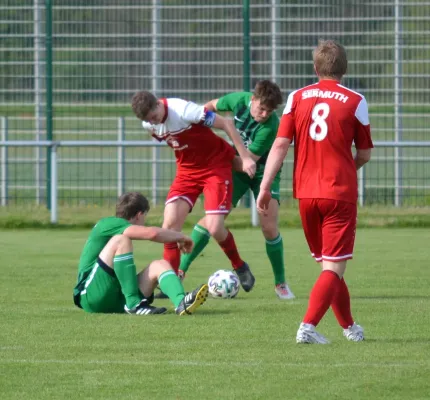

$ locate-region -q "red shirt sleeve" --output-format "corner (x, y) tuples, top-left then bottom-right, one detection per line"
(353, 97), (374, 149)
(277, 114), (295, 140)
(354, 123), (374, 149)
(277, 90), (297, 140)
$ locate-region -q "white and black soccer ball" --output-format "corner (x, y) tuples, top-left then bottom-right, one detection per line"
(208, 269), (240, 299)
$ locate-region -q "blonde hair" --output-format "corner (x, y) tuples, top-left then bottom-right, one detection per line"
(313, 39), (347, 80)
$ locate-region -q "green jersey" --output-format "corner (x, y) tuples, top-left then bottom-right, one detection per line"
(216, 92), (279, 168)
(73, 216), (131, 296)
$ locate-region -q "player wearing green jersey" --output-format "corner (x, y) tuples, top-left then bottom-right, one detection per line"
(179, 80), (295, 299)
(73, 192), (208, 315)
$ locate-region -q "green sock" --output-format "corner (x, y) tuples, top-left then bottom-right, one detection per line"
(179, 224), (211, 273)
(113, 253), (142, 309)
(265, 234), (286, 285)
(158, 270), (185, 308)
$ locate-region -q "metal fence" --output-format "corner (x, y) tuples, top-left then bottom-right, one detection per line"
(1, 0), (429, 210)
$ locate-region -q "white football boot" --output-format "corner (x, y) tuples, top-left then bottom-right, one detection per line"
(343, 323), (365, 342)
(296, 323), (330, 344)
(274, 283), (295, 300)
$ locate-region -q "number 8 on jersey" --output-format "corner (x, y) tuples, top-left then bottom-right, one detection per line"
(309, 103), (330, 141)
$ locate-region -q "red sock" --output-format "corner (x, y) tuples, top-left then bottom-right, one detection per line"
(163, 242), (180, 274)
(303, 270), (341, 327)
(331, 278), (354, 329)
(218, 230), (244, 269)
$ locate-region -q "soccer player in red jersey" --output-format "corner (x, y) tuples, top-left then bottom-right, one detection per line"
(132, 92), (257, 293)
(257, 40), (373, 344)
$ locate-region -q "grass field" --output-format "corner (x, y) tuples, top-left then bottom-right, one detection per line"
(1, 227), (430, 399)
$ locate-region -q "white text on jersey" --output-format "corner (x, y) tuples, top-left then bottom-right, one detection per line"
(302, 89), (349, 103)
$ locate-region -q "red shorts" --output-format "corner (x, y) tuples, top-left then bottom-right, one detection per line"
(166, 167), (232, 215)
(299, 198), (357, 262)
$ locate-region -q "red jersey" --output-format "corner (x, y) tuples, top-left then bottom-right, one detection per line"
(278, 80), (373, 204)
(142, 98), (235, 174)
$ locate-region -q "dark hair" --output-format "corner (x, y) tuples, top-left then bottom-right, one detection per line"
(116, 192), (150, 220)
(131, 91), (158, 120)
(313, 39), (347, 80)
(253, 80), (283, 110)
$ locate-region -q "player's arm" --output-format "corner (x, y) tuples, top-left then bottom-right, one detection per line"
(257, 93), (295, 214)
(257, 137), (291, 214)
(232, 152), (261, 172)
(211, 114), (256, 178)
(355, 149), (371, 170)
(206, 92), (243, 113)
(204, 98), (219, 112)
(123, 226), (193, 253)
(353, 97), (374, 170)
(260, 138), (291, 192)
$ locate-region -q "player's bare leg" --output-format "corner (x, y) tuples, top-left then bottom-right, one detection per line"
(99, 235), (144, 309)
(260, 198), (294, 300)
(137, 259), (174, 298)
(98, 235), (167, 315)
(205, 214), (255, 292)
(137, 259), (208, 315)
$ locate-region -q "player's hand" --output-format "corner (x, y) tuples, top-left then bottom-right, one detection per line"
(177, 235), (194, 254)
(256, 188), (272, 216)
(242, 156), (256, 178)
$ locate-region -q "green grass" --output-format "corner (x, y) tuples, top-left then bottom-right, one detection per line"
(1, 228), (430, 399)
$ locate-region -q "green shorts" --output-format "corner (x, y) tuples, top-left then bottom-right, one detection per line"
(232, 168), (281, 207)
(78, 258), (126, 314)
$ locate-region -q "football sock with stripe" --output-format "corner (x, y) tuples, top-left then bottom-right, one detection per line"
(158, 270), (185, 308)
(303, 270), (341, 326)
(218, 230), (244, 269)
(265, 233), (286, 285)
(163, 242), (180, 274)
(331, 278), (354, 328)
(113, 252), (142, 309)
(179, 224), (211, 273)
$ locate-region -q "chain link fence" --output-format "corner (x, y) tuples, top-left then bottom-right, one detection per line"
(1, 0), (429, 209)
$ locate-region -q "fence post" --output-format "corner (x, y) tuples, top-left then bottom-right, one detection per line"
(394, 0), (403, 206)
(50, 143), (57, 223)
(1, 117), (8, 206)
(45, 0), (53, 209)
(271, 0), (280, 82)
(117, 117), (125, 197)
(34, 0), (44, 205)
(151, 0), (160, 205)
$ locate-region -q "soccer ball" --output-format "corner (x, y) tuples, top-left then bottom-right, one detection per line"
(208, 269), (240, 299)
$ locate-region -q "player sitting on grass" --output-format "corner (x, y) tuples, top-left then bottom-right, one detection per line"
(73, 192), (208, 316)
